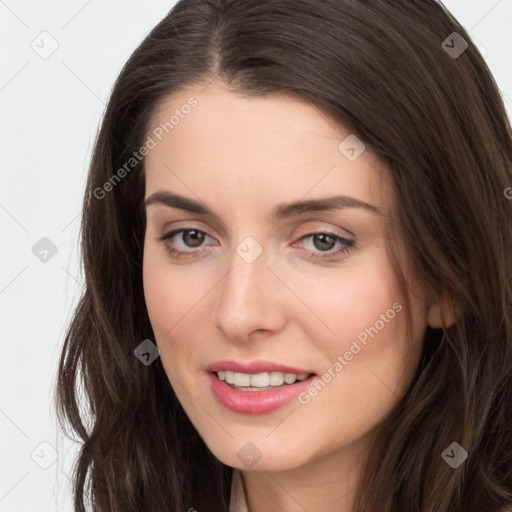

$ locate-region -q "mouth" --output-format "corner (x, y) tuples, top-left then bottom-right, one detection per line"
(207, 370), (318, 415)
(212, 370), (315, 391)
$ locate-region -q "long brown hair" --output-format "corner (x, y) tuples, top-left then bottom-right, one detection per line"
(55, 1), (512, 510)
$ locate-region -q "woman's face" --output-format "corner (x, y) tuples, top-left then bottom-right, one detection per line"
(142, 83), (430, 472)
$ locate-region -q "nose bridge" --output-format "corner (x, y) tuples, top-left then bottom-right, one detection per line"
(212, 236), (283, 341)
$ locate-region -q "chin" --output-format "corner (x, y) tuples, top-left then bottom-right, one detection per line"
(206, 439), (312, 472)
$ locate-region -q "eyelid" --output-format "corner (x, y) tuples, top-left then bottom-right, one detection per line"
(292, 222), (355, 240)
(158, 222), (354, 244)
(292, 231), (355, 259)
(158, 219), (216, 236)
(158, 226), (217, 245)
(159, 224), (356, 263)
(294, 220), (356, 238)
(295, 229), (354, 244)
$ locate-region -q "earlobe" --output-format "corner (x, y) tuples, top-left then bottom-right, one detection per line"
(426, 295), (462, 329)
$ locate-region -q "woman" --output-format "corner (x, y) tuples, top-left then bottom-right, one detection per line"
(56, 0), (512, 510)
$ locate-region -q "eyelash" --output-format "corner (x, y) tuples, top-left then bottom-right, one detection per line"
(158, 227), (355, 261)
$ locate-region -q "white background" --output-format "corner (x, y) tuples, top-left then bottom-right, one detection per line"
(1, 1), (511, 510)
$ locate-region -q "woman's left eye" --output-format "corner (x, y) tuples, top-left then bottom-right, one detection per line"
(159, 228), (355, 260)
(293, 232), (355, 260)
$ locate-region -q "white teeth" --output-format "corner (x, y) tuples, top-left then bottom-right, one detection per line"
(269, 371), (285, 386)
(284, 373), (296, 384)
(234, 372), (251, 386)
(216, 370), (311, 387)
(250, 372), (270, 387)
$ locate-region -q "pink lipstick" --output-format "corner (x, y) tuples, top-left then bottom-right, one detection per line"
(205, 359), (316, 415)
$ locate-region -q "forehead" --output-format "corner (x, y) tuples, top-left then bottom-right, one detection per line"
(144, 84), (393, 214)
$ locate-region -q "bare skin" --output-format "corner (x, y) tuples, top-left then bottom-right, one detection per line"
(142, 82), (456, 512)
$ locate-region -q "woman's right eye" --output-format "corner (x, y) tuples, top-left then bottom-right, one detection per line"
(158, 227), (355, 262)
(159, 228), (216, 258)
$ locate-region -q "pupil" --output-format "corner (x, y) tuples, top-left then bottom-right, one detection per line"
(314, 234), (334, 251)
(184, 230), (204, 247)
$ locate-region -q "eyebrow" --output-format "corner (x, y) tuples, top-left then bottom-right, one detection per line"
(144, 191), (384, 221)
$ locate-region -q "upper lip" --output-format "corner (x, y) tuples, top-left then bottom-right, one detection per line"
(205, 359), (315, 375)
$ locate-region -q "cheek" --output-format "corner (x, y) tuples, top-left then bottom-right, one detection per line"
(292, 253), (404, 348)
(143, 244), (207, 337)
(143, 267), (176, 337)
(292, 252), (421, 398)
(142, 249), (202, 370)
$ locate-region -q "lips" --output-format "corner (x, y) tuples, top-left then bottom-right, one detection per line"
(205, 359), (317, 414)
(205, 359), (314, 375)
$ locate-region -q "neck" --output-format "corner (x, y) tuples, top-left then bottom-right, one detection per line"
(239, 430), (376, 512)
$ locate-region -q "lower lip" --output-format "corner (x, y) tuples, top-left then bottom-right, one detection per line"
(208, 372), (316, 415)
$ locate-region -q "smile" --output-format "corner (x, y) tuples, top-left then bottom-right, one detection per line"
(218, 370), (310, 389)
(208, 371), (317, 415)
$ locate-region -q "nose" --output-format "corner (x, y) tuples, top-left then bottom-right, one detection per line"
(212, 241), (287, 343)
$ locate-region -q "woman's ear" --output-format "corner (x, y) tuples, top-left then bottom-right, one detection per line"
(426, 294), (462, 329)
